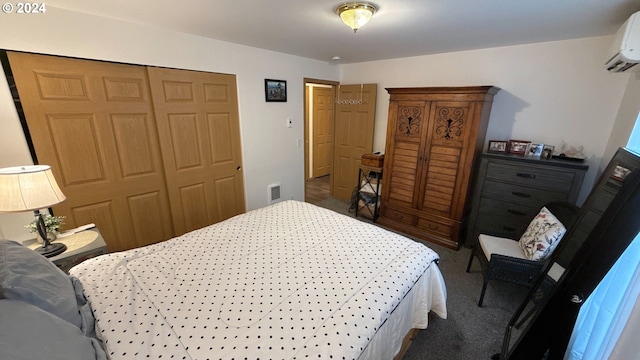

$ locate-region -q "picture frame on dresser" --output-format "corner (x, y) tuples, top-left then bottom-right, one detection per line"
(528, 143), (544, 157)
(542, 145), (555, 160)
(488, 140), (508, 153)
(507, 140), (531, 155)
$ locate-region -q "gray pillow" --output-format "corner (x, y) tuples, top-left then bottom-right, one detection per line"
(0, 240), (81, 328)
(0, 299), (106, 360)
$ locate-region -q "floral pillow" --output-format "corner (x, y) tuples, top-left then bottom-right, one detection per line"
(519, 207), (567, 261)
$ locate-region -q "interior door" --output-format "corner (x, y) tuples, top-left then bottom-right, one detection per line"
(331, 84), (377, 201)
(147, 67), (245, 235)
(7, 52), (174, 251)
(312, 87), (334, 177)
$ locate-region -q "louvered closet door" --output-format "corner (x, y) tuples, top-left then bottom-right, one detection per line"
(147, 67), (245, 235)
(8, 52), (174, 251)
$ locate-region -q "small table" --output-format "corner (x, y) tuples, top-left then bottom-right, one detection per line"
(355, 165), (383, 221)
(26, 227), (108, 273)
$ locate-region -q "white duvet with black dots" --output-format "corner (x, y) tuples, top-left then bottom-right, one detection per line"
(71, 200), (447, 360)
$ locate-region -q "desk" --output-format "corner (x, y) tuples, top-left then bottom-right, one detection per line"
(27, 228), (108, 273)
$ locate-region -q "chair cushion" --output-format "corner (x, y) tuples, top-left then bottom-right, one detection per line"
(479, 234), (526, 261)
(518, 207), (566, 260)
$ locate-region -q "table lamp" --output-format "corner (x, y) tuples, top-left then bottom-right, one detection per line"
(0, 165), (67, 257)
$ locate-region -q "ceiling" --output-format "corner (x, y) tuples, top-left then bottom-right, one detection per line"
(46, 0), (640, 64)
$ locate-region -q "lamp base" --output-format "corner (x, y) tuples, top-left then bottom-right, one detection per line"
(35, 242), (67, 258)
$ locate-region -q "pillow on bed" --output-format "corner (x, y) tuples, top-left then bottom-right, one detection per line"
(0, 239), (81, 328)
(518, 207), (566, 261)
(0, 299), (107, 360)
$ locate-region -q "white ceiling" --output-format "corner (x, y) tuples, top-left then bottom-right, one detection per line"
(47, 0), (640, 64)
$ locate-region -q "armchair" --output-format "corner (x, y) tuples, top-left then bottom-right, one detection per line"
(466, 201), (579, 307)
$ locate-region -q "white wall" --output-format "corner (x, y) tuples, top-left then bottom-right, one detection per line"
(0, 8), (634, 241)
(340, 37), (630, 204)
(0, 7), (339, 241)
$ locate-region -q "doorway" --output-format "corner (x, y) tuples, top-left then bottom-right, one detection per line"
(303, 79), (377, 205)
(304, 79), (337, 204)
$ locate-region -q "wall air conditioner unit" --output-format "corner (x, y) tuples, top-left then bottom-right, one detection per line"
(605, 11), (640, 73)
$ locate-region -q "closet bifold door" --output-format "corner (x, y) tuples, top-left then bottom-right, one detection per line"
(147, 67), (245, 235)
(7, 52), (246, 251)
(7, 52), (174, 251)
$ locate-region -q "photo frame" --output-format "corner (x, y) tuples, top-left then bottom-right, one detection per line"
(612, 165), (632, 181)
(528, 143), (544, 157)
(488, 140), (508, 153)
(265, 79), (287, 102)
(542, 145), (555, 160)
(508, 140), (531, 155)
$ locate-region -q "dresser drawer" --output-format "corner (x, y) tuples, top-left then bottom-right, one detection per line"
(485, 161), (577, 192)
(481, 179), (569, 206)
(476, 197), (538, 233)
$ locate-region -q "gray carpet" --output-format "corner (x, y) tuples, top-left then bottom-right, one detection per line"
(314, 197), (527, 360)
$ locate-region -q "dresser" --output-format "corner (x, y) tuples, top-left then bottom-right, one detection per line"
(466, 153), (588, 247)
(378, 86), (499, 249)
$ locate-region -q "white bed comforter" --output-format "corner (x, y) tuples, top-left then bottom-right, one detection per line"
(71, 200), (447, 360)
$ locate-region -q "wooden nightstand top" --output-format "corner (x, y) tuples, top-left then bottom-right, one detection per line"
(26, 227), (108, 264)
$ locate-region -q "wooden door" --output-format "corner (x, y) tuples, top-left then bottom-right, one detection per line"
(147, 67), (245, 235)
(312, 87), (333, 177)
(331, 84), (377, 201)
(381, 100), (431, 210)
(7, 52), (174, 251)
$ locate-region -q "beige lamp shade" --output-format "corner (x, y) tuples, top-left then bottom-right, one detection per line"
(336, 2), (377, 33)
(0, 165), (66, 212)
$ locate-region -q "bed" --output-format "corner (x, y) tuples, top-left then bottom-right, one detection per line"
(0, 200), (446, 360)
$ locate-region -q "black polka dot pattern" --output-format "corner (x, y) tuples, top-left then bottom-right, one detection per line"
(71, 200), (445, 360)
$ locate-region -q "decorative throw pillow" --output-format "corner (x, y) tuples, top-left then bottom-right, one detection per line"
(519, 207), (567, 261)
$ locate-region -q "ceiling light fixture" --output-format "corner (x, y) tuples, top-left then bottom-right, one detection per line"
(336, 2), (377, 33)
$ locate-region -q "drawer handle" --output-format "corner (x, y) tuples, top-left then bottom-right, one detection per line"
(508, 209), (526, 216)
(512, 191), (531, 198)
(516, 172), (536, 179)
(503, 226), (517, 232)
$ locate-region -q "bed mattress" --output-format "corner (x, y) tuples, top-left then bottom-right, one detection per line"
(71, 200), (447, 359)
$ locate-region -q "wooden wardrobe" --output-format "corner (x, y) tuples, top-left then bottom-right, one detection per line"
(378, 86), (499, 249)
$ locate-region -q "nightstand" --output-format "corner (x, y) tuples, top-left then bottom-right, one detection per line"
(27, 227), (108, 273)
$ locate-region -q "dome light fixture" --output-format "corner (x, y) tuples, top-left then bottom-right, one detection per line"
(336, 2), (378, 33)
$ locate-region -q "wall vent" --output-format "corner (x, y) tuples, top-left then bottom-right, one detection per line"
(268, 183), (281, 204)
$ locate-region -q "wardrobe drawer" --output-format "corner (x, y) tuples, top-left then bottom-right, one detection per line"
(416, 217), (453, 239)
(481, 180), (568, 207)
(485, 161), (577, 192)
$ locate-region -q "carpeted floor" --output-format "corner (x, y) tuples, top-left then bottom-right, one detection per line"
(314, 197), (527, 360)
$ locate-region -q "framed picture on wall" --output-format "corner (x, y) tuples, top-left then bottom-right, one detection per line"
(265, 79), (287, 102)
